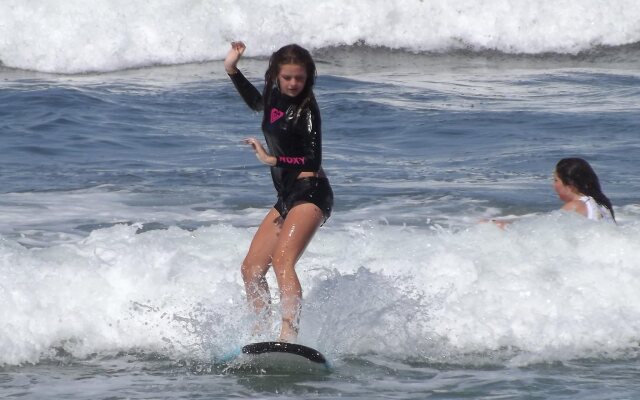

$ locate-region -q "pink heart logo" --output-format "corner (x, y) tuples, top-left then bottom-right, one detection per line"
(270, 108), (284, 123)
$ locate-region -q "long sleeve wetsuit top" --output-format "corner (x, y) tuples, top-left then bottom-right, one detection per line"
(229, 70), (322, 197)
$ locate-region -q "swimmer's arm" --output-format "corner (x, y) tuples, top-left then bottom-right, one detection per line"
(481, 219), (515, 229)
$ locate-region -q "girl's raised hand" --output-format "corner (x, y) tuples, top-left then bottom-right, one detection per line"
(224, 41), (246, 74)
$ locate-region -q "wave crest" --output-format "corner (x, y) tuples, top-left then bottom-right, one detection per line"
(1, 0), (639, 73)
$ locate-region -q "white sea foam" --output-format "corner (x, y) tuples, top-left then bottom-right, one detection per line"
(0, 186), (506, 247)
(1, 0), (639, 73)
(2, 214), (640, 366)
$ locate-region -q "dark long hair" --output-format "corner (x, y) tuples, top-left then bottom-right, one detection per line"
(263, 44), (317, 117)
(555, 157), (615, 221)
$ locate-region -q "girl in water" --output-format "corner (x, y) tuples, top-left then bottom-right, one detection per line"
(491, 157), (614, 227)
(224, 42), (333, 343)
(553, 157), (615, 222)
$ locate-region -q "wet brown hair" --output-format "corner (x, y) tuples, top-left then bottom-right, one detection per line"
(263, 44), (317, 116)
(556, 157), (615, 221)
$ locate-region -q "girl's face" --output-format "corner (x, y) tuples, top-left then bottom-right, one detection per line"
(553, 172), (577, 202)
(277, 63), (307, 97)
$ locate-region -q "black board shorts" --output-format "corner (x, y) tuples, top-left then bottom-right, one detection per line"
(274, 177), (333, 222)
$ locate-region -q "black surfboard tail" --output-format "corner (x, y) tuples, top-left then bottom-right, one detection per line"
(242, 341), (328, 365)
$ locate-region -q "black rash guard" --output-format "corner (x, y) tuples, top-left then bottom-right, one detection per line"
(229, 70), (323, 196)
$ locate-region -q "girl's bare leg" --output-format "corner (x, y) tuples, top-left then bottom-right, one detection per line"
(270, 202), (324, 342)
(241, 208), (282, 331)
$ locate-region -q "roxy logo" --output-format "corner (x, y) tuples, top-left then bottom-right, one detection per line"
(270, 108), (284, 123)
(279, 156), (305, 165)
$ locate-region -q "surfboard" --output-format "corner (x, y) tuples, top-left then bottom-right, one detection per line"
(227, 341), (330, 374)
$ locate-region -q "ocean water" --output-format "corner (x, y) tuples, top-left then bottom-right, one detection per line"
(2, 1), (640, 398)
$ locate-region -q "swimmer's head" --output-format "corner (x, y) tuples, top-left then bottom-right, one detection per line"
(555, 157), (615, 221)
(555, 157), (600, 195)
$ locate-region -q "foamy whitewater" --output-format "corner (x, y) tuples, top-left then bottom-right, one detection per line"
(2, 1), (640, 399)
(4, 215), (640, 365)
(1, 0), (640, 73)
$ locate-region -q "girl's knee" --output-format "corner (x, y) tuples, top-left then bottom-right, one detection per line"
(241, 262), (266, 282)
(271, 258), (295, 277)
